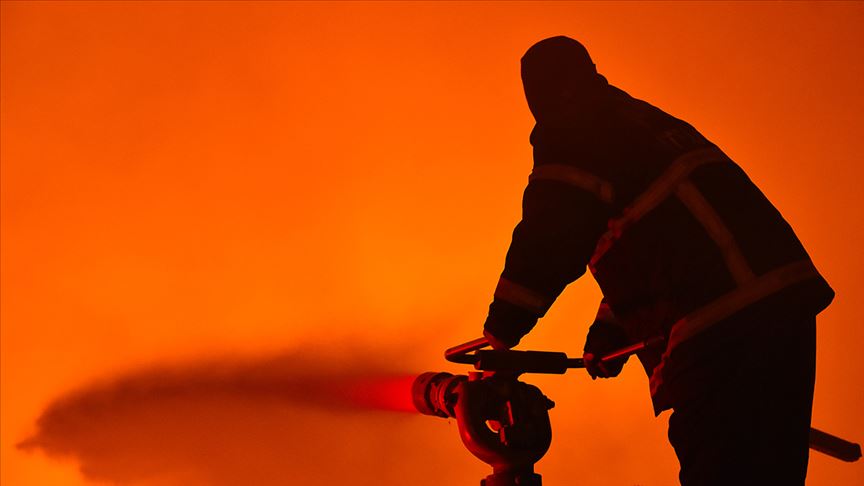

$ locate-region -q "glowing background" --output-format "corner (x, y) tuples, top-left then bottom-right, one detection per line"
(1, 2), (862, 485)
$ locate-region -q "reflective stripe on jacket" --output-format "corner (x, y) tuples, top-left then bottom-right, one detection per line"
(483, 85), (833, 410)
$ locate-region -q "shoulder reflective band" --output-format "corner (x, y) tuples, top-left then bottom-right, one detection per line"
(675, 181), (756, 285)
(589, 146), (729, 270)
(529, 164), (615, 204)
(494, 277), (553, 316)
(649, 259), (820, 396)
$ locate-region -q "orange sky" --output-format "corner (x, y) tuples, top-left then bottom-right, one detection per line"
(1, 2), (862, 485)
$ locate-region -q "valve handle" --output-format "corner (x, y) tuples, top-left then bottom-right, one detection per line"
(445, 337), (491, 364)
(445, 336), (664, 370)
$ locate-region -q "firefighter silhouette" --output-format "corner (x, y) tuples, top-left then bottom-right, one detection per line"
(482, 36), (834, 486)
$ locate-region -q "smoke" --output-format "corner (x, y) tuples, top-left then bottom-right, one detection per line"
(18, 343), (463, 486)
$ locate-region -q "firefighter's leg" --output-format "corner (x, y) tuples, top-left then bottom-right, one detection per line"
(667, 315), (816, 486)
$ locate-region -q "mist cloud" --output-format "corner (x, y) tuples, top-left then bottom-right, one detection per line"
(19, 343), (468, 485)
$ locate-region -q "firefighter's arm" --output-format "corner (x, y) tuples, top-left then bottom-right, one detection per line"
(583, 299), (630, 379)
(483, 169), (610, 349)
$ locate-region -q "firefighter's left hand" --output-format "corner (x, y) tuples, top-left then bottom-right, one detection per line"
(583, 319), (629, 379)
(583, 351), (624, 379)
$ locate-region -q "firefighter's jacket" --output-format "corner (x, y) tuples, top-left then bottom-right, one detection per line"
(484, 85), (834, 412)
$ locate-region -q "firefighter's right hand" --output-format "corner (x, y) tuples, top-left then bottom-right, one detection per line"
(583, 320), (629, 379)
(483, 329), (517, 351)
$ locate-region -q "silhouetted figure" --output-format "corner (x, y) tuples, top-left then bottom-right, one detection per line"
(482, 36), (834, 486)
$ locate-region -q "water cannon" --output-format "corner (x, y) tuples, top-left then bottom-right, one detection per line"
(411, 336), (657, 486)
(412, 370), (552, 486)
(412, 336), (860, 486)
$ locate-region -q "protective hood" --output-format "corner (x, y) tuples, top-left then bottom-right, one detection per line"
(520, 36), (609, 124)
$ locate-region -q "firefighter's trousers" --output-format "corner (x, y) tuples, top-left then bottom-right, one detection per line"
(667, 314), (816, 486)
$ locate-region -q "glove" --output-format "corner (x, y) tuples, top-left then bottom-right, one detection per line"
(583, 318), (630, 379)
(483, 329), (517, 351)
(483, 300), (539, 351)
